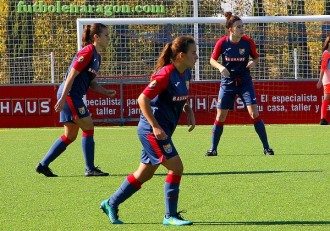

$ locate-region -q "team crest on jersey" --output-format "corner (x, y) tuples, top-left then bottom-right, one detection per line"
(77, 56), (84, 63)
(149, 80), (157, 88)
(163, 143), (173, 154)
(185, 81), (189, 90)
(78, 107), (86, 115)
(239, 48), (245, 55)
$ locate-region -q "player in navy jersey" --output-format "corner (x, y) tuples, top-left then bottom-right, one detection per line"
(205, 12), (274, 157)
(100, 36), (197, 226)
(36, 23), (116, 177)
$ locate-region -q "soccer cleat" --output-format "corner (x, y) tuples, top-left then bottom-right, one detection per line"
(85, 167), (109, 176)
(264, 148), (274, 155)
(100, 200), (123, 224)
(35, 163), (58, 177)
(320, 119), (328, 125)
(205, 149), (218, 156)
(163, 211), (193, 226)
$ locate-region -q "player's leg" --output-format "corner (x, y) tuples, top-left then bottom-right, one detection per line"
(36, 122), (78, 177)
(101, 133), (162, 224)
(161, 153), (192, 226)
(241, 84), (274, 155)
(320, 86), (330, 125)
(206, 85), (233, 156)
(101, 162), (159, 224)
(74, 115), (107, 176)
(67, 95), (108, 176)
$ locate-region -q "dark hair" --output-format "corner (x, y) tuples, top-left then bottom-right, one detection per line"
(82, 23), (107, 47)
(224, 12), (242, 29)
(153, 36), (195, 74)
(323, 36), (330, 52)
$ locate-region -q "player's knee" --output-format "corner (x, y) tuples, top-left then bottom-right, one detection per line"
(172, 165), (184, 176)
(61, 135), (75, 144)
(249, 111), (259, 119)
(82, 129), (94, 137)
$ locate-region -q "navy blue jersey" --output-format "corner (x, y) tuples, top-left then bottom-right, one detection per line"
(138, 64), (191, 135)
(211, 35), (258, 85)
(58, 44), (101, 98)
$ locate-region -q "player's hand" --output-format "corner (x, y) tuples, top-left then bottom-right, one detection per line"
(106, 89), (116, 97)
(246, 60), (256, 69)
(316, 80), (323, 89)
(54, 98), (65, 112)
(153, 126), (168, 140)
(185, 107), (196, 132)
(219, 67), (230, 77)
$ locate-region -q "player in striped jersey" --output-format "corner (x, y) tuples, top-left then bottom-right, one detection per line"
(101, 36), (197, 226)
(206, 12), (274, 157)
(36, 23), (116, 177)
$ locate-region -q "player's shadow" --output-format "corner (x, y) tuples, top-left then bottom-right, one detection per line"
(193, 220), (330, 226)
(106, 170), (322, 177)
(113, 220), (330, 226)
(160, 170), (321, 176)
(284, 153), (330, 156)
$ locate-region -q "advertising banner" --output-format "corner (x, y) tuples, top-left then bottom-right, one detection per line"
(0, 81), (324, 128)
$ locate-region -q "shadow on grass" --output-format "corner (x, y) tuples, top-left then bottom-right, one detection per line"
(284, 153), (330, 156)
(107, 220), (330, 226)
(55, 170), (321, 177)
(193, 220), (330, 226)
(185, 170), (321, 176)
(155, 170), (321, 176)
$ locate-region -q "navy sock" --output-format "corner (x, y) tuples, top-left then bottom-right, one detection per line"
(109, 174), (142, 208)
(82, 130), (95, 170)
(210, 120), (224, 151)
(40, 135), (72, 166)
(253, 118), (269, 149)
(164, 174), (181, 217)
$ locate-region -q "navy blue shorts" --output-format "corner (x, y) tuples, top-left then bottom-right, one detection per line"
(138, 133), (178, 165)
(217, 82), (258, 109)
(58, 95), (90, 123)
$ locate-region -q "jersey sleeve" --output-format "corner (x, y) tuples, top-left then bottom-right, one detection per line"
(72, 45), (94, 72)
(142, 69), (170, 100)
(320, 51), (330, 71)
(211, 37), (225, 60)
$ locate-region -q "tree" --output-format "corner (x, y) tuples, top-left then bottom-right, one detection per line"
(6, 0), (34, 84)
(287, 0), (312, 78)
(252, 0), (269, 79)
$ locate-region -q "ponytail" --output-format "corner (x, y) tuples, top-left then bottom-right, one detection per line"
(81, 23), (107, 48)
(153, 43), (172, 74)
(152, 36), (195, 74)
(82, 25), (92, 47)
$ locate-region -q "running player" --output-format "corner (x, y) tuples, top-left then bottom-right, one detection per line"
(317, 35), (330, 125)
(100, 36), (197, 226)
(36, 23), (116, 177)
(205, 12), (274, 156)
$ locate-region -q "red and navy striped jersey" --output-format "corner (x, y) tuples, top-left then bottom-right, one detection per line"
(58, 44), (101, 98)
(211, 35), (258, 84)
(138, 64), (191, 135)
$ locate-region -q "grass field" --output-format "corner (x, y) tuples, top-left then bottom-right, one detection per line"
(0, 125), (329, 231)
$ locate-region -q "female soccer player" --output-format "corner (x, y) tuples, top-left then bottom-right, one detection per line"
(205, 12), (274, 156)
(36, 23), (116, 177)
(100, 36), (197, 226)
(317, 35), (330, 125)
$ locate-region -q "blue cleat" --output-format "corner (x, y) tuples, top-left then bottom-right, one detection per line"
(163, 211), (193, 226)
(100, 200), (123, 224)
